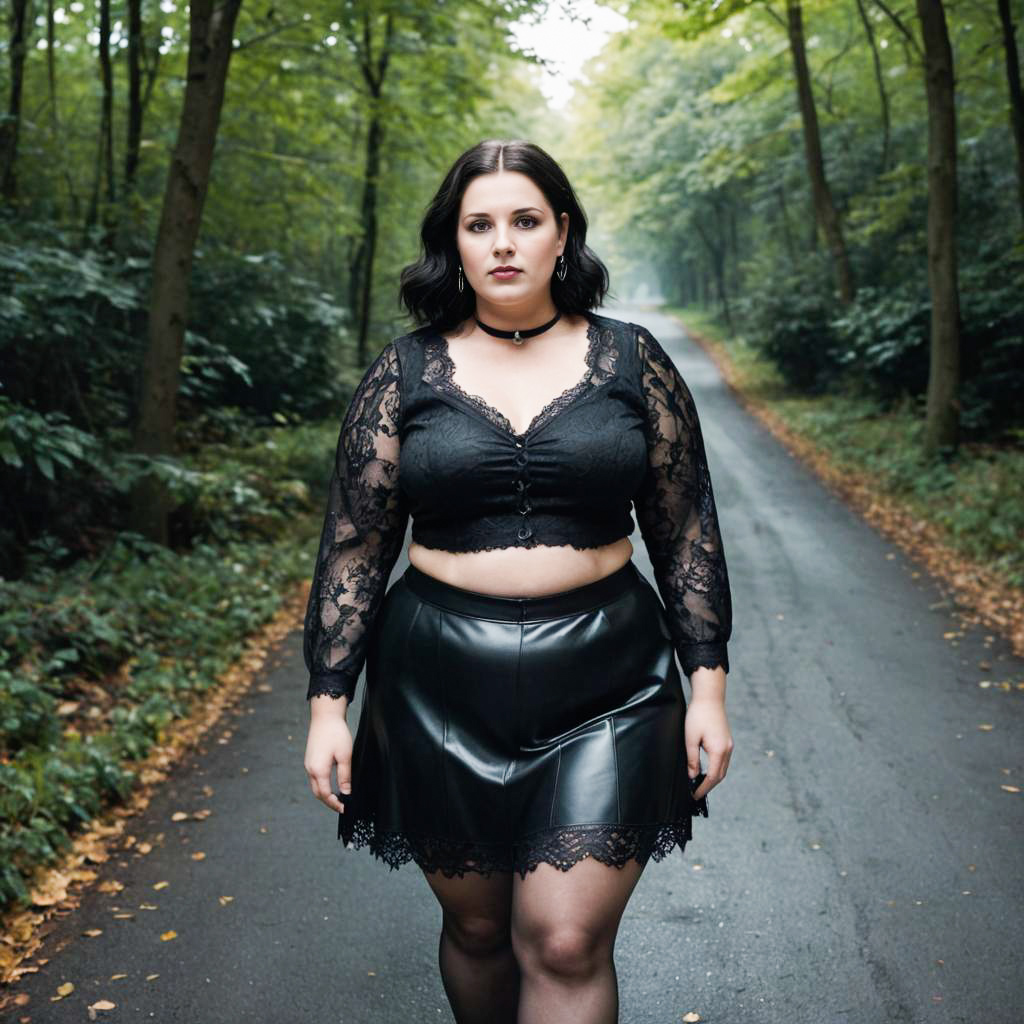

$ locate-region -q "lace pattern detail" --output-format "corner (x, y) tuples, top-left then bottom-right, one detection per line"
(303, 342), (408, 702)
(422, 317), (617, 438)
(632, 325), (732, 677)
(339, 816), (706, 880)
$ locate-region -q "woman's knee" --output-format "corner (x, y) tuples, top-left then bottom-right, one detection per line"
(512, 923), (609, 979)
(442, 911), (512, 957)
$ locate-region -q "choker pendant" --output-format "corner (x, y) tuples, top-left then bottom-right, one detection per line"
(475, 310), (562, 345)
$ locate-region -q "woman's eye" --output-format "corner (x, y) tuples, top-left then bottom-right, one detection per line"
(468, 217), (537, 232)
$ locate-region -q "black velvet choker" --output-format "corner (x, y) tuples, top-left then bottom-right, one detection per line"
(475, 311), (562, 345)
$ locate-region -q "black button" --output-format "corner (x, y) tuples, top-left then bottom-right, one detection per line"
(515, 480), (525, 492)
(518, 501), (532, 515)
(517, 525), (533, 541)
(514, 453), (528, 467)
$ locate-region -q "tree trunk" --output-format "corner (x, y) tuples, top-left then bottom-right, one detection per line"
(125, 0), (143, 196)
(356, 111), (383, 365)
(0, 0), (31, 204)
(997, 0), (1024, 224)
(785, 0), (856, 304)
(695, 206), (733, 334)
(916, 0), (961, 456)
(347, 9), (394, 365)
(129, 0), (244, 545)
(856, 0), (892, 173)
(85, 0), (117, 238)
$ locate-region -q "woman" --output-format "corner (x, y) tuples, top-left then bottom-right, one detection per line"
(302, 138), (734, 1024)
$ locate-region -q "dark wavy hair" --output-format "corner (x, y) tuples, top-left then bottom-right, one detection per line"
(398, 139), (610, 334)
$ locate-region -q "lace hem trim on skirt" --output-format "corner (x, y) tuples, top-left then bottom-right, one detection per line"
(337, 816), (705, 880)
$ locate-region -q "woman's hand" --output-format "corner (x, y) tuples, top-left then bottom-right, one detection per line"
(684, 693), (734, 803)
(305, 696), (354, 814)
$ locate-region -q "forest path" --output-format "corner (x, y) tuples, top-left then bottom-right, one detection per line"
(10, 305), (1022, 1024)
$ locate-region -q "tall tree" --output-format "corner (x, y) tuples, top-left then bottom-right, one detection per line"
(784, 0), (856, 304)
(85, 0), (117, 237)
(345, 6), (395, 366)
(996, 0), (1024, 224)
(0, 0), (32, 204)
(129, 0), (245, 544)
(916, 0), (961, 455)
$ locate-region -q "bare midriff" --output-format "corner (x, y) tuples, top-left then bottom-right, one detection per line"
(407, 536), (635, 598)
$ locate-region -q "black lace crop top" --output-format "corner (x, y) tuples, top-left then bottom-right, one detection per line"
(303, 312), (732, 703)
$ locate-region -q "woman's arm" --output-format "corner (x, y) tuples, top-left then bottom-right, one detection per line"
(632, 324), (734, 800)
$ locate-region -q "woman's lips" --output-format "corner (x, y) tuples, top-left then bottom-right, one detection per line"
(490, 269), (521, 279)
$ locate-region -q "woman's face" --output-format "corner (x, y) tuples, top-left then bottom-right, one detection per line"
(455, 170), (568, 312)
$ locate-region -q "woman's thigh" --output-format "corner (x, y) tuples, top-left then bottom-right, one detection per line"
(510, 856), (647, 973)
(421, 867), (516, 948)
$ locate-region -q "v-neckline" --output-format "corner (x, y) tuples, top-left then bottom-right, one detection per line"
(423, 313), (610, 440)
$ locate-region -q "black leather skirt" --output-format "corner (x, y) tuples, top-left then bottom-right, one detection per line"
(337, 558), (708, 879)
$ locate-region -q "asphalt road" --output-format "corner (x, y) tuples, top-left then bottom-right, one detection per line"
(8, 306), (1023, 1024)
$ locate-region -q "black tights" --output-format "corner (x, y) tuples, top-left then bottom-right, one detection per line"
(421, 854), (646, 1024)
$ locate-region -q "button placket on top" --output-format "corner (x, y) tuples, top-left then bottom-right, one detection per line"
(513, 438), (533, 541)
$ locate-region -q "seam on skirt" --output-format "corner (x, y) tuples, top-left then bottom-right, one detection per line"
(549, 743), (561, 829)
(437, 607), (450, 837)
(610, 713), (621, 823)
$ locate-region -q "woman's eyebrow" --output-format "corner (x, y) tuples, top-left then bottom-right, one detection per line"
(462, 207), (543, 219)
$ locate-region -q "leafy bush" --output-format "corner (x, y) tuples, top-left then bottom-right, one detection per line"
(733, 249), (845, 393)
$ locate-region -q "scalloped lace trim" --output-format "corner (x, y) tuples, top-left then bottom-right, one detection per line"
(337, 817), (703, 880)
(422, 317), (618, 439)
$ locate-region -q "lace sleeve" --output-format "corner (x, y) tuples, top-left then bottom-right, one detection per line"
(632, 325), (732, 678)
(303, 341), (408, 703)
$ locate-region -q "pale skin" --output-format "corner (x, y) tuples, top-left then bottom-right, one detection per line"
(303, 168), (733, 1021)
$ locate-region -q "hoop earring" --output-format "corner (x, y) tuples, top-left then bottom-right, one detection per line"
(556, 254), (567, 282)
(457, 264), (464, 293)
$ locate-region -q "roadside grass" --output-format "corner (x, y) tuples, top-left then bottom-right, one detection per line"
(0, 421), (336, 916)
(673, 305), (1024, 591)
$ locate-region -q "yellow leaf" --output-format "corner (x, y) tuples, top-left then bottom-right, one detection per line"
(160, 930), (178, 941)
(83, 928), (103, 938)
(1001, 785), (1020, 793)
(683, 1013), (702, 1023)
(170, 812), (189, 822)
(89, 999), (117, 1011)
(191, 851), (206, 861)
(56, 981), (75, 997)
(110, 974), (128, 980)
(146, 973), (160, 981)
(153, 881), (170, 890)
(977, 723), (994, 731)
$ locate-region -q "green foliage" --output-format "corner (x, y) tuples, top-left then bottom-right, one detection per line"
(829, 284), (930, 401)
(0, 469), (330, 911)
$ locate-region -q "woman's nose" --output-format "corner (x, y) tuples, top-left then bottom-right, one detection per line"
(493, 228), (514, 254)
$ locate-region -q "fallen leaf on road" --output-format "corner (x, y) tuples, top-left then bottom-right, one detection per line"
(170, 812), (189, 822)
(191, 851), (206, 861)
(160, 930), (177, 941)
(1001, 785), (1020, 793)
(153, 881), (169, 890)
(82, 929), (103, 938)
(977, 723), (994, 731)
(683, 1013), (702, 1022)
